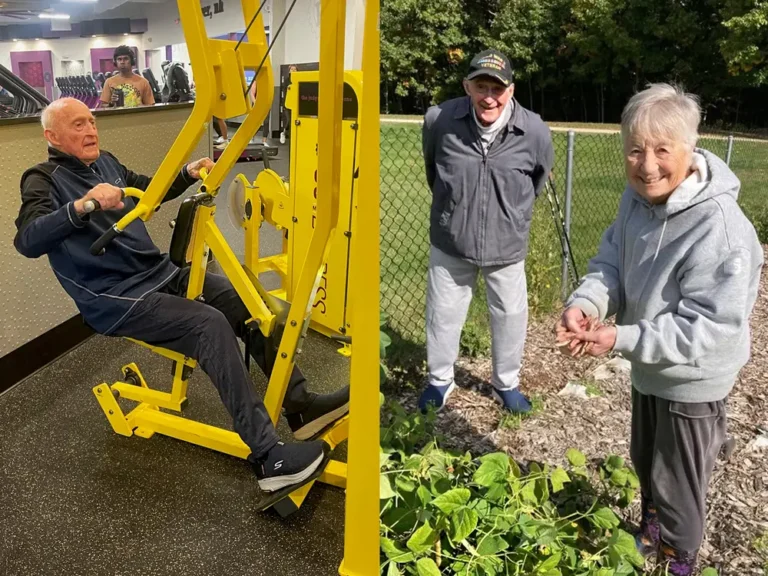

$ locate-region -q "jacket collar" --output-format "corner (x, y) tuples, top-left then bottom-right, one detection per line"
(47, 146), (99, 172)
(454, 96), (527, 133)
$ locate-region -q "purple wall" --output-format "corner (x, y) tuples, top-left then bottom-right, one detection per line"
(10, 50), (54, 100)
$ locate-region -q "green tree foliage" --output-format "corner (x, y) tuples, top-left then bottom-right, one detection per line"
(720, 0), (768, 86)
(380, 0), (768, 126)
(380, 0), (468, 112)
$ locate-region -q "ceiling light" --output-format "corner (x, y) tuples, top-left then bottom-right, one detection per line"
(39, 13), (70, 20)
(12, 38), (18, 42)
(123, 33), (129, 36)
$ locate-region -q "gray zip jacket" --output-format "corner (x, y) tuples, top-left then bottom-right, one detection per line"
(568, 148), (763, 402)
(422, 96), (554, 266)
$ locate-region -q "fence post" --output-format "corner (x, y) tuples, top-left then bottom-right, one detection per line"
(725, 134), (734, 166)
(561, 130), (575, 301)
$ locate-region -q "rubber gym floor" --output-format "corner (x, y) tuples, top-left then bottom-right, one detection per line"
(0, 151), (349, 576)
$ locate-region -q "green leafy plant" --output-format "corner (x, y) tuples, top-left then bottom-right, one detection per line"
(382, 311), (393, 385)
(381, 401), (646, 576)
(498, 396), (544, 431)
(753, 530), (768, 576)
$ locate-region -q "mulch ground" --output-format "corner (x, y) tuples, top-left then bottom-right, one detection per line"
(388, 247), (768, 575)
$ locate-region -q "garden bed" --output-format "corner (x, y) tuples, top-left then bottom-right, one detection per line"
(387, 247), (768, 575)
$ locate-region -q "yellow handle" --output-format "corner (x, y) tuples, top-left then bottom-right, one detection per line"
(123, 187), (144, 200)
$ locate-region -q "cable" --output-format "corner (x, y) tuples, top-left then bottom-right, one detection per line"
(234, 0), (270, 52)
(243, 0), (298, 98)
(545, 176), (580, 288)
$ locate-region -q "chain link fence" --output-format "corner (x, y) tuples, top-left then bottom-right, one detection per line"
(380, 121), (768, 345)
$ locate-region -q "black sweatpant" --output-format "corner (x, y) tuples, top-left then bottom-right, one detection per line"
(112, 268), (312, 461)
(630, 388), (727, 553)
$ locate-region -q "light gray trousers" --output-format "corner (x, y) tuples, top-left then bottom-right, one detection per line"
(426, 245), (528, 391)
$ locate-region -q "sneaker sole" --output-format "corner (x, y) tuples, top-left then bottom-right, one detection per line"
(257, 451), (325, 493)
(292, 402), (350, 441)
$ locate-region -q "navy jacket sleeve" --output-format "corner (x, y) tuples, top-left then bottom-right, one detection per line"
(14, 167), (88, 259)
(422, 106), (439, 191)
(532, 127), (555, 198)
(102, 151), (197, 203)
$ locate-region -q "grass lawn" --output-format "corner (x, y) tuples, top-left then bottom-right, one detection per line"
(380, 123), (768, 351)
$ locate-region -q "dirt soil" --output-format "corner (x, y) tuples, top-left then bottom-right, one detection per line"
(391, 247), (768, 575)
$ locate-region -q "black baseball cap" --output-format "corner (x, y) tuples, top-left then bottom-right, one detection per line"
(466, 49), (514, 86)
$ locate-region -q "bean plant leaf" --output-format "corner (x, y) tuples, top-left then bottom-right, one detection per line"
(381, 474), (397, 499)
(417, 485), (433, 506)
(537, 526), (558, 546)
(476, 534), (508, 556)
(592, 507), (621, 529)
(550, 467), (570, 492)
(407, 523), (437, 554)
(381, 537), (415, 564)
(521, 480), (539, 505)
(609, 529), (645, 568)
(473, 453), (510, 486)
(387, 561), (403, 576)
(396, 475), (418, 493)
(416, 558), (442, 576)
(432, 488), (470, 514)
(566, 448), (586, 467)
(451, 508), (479, 542)
(380, 331), (392, 356)
(618, 487), (636, 508)
(610, 468), (629, 487)
(537, 551), (562, 572)
(626, 469), (640, 489)
(605, 455), (625, 470)
(701, 569), (719, 576)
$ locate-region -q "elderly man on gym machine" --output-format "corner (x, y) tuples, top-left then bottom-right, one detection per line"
(13, 97), (349, 493)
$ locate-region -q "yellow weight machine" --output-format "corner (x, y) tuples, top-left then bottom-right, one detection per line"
(89, 1), (378, 574)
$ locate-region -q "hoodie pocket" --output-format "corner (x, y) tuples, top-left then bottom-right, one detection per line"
(634, 362), (702, 384)
(438, 196), (457, 228)
(668, 401), (722, 419)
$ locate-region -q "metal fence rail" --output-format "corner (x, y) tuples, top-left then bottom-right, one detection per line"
(380, 121), (768, 345)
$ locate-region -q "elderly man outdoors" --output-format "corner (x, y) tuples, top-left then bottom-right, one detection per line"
(556, 83), (763, 573)
(418, 49), (555, 415)
(13, 97), (350, 494)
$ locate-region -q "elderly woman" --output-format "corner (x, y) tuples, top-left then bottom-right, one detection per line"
(555, 83), (763, 574)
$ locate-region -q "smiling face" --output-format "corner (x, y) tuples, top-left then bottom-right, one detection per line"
(624, 135), (692, 204)
(463, 76), (514, 126)
(44, 98), (100, 164)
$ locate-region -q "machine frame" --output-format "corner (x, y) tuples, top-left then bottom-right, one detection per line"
(88, 1), (379, 574)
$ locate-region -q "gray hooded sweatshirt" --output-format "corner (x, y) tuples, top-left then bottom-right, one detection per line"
(568, 148), (764, 403)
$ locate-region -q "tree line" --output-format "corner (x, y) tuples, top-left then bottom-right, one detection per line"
(381, 0), (768, 128)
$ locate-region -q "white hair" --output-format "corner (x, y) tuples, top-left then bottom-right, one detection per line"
(621, 83), (701, 150)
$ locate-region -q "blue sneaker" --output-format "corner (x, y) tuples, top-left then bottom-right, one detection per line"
(492, 388), (532, 413)
(418, 382), (456, 413)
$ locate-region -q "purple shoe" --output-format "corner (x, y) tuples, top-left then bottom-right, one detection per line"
(657, 541), (698, 576)
(635, 496), (660, 558)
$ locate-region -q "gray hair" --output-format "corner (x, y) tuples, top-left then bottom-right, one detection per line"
(621, 83), (701, 150)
